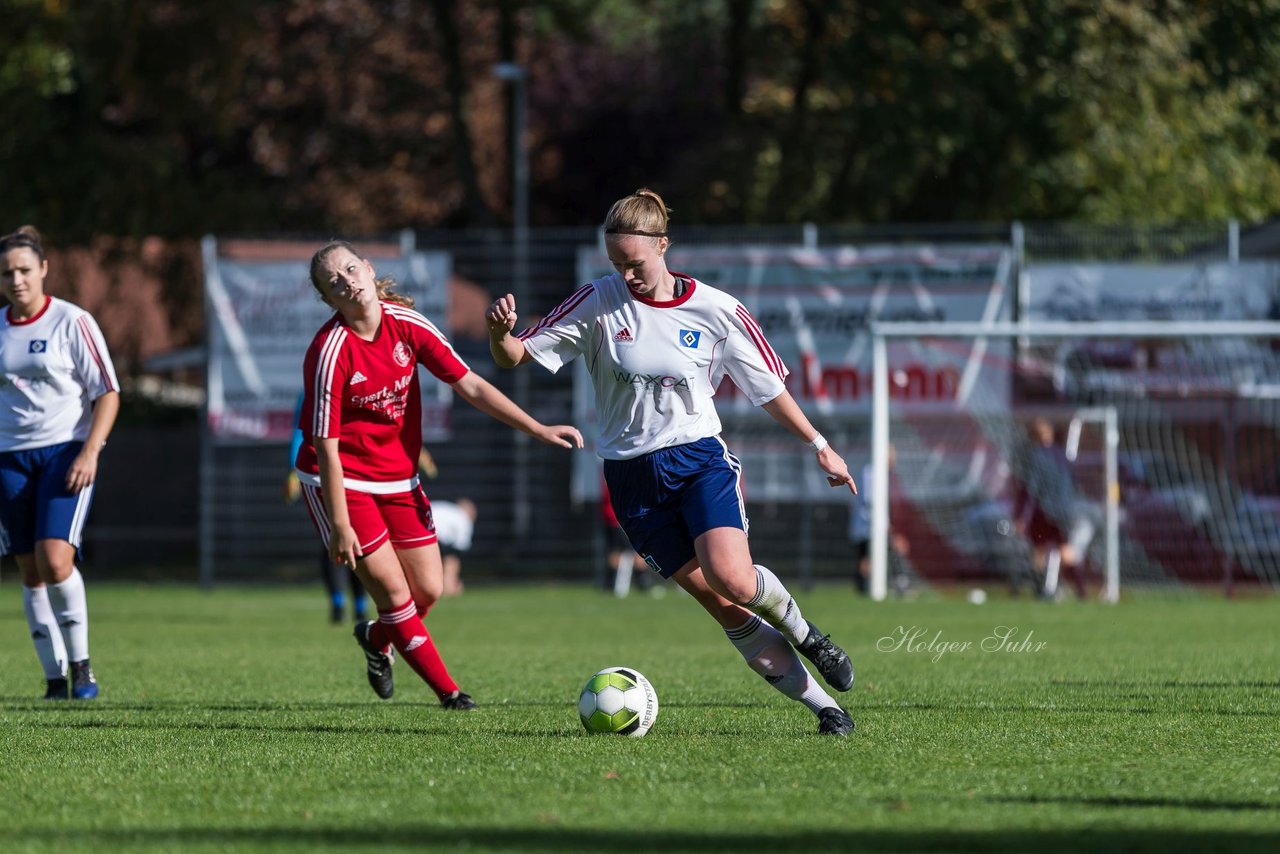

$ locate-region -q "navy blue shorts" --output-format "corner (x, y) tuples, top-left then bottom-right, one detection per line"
(602, 436), (748, 578)
(0, 441), (95, 556)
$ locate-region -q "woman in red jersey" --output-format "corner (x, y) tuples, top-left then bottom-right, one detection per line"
(296, 240), (582, 710)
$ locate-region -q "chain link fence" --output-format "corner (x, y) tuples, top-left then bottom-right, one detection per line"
(80, 220), (1271, 586)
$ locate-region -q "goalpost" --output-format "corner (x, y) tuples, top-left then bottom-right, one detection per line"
(869, 320), (1280, 602)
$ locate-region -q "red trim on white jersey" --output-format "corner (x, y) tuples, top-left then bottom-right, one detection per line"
(633, 274), (697, 308)
(519, 283), (594, 340)
(520, 273), (785, 460)
(0, 296), (118, 450)
(75, 315), (117, 391)
(735, 305), (786, 378)
(5, 296), (52, 326)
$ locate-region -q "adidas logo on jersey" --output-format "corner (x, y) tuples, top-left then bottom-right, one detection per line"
(349, 371), (368, 384)
(614, 327), (634, 343)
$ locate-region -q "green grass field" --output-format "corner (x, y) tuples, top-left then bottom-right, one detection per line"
(1, 582), (1277, 853)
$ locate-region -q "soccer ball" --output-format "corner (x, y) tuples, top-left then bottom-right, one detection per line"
(577, 666), (659, 737)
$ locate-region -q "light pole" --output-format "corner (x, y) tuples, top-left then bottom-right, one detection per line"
(493, 62), (533, 540)
(492, 62), (528, 247)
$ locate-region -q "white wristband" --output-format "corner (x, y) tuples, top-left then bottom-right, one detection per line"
(806, 434), (828, 453)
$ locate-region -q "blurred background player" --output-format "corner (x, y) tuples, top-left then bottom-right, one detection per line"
(296, 240), (581, 710)
(1013, 417), (1093, 599)
(286, 389), (369, 624)
(428, 498), (475, 597)
(487, 188), (859, 736)
(0, 226), (119, 700)
(848, 444), (910, 597)
(600, 477), (647, 596)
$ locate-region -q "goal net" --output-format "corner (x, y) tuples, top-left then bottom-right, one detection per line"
(869, 321), (1280, 601)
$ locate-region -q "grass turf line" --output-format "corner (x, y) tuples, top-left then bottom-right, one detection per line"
(0, 582), (1277, 853)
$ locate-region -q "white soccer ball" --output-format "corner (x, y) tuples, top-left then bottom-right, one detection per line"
(577, 666), (659, 737)
(967, 588), (988, 605)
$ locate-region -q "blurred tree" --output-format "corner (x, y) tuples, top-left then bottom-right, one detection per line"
(3, 0), (1280, 235)
(1026, 0), (1280, 222)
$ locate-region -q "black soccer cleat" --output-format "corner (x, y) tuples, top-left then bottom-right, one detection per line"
(70, 660), (99, 700)
(440, 690), (477, 711)
(797, 620), (855, 692)
(817, 706), (855, 736)
(43, 677), (69, 701)
(353, 621), (395, 700)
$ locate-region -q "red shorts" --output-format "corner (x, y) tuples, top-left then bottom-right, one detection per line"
(1025, 509), (1065, 547)
(301, 483), (439, 557)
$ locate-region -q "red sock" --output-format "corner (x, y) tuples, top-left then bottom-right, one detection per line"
(368, 620), (390, 651)
(378, 600), (458, 700)
(368, 600), (433, 649)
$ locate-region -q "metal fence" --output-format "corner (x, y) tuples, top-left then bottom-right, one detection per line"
(83, 220), (1270, 586)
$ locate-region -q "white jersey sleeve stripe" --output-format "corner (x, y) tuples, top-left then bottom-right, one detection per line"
(383, 304), (467, 363)
(518, 283), (594, 340)
(313, 326), (347, 437)
(735, 305), (786, 377)
(302, 484), (332, 542)
(75, 315), (119, 392)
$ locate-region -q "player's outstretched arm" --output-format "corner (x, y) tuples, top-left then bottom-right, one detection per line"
(760, 390), (857, 494)
(451, 370), (583, 449)
(486, 293), (534, 368)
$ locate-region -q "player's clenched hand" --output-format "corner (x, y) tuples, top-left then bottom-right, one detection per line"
(535, 424), (584, 449)
(329, 523), (359, 570)
(486, 294), (518, 336)
(818, 446), (858, 494)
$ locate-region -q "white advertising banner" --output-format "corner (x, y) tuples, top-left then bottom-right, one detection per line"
(205, 242), (452, 444)
(1024, 262), (1280, 321)
(1022, 262), (1280, 399)
(571, 244), (1015, 501)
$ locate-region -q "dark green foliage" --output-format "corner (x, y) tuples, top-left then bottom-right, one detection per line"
(3, 0), (1280, 237)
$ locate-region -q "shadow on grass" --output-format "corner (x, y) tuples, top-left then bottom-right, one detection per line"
(5, 826), (1278, 853)
(852, 699), (1272, 717)
(0, 699), (575, 712)
(1049, 680), (1280, 689)
(987, 794), (1279, 812)
(17, 716), (438, 737)
(3, 695), (1272, 721)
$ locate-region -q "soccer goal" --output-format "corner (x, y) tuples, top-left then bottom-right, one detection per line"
(868, 320), (1280, 602)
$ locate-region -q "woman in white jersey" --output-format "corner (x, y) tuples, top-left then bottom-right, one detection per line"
(298, 240), (582, 710)
(487, 189), (860, 736)
(0, 226), (119, 701)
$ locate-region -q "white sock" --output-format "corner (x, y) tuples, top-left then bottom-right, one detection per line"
(23, 584), (68, 680)
(745, 564), (810, 646)
(47, 568), (90, 663)
(726, 615), (836, 714)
